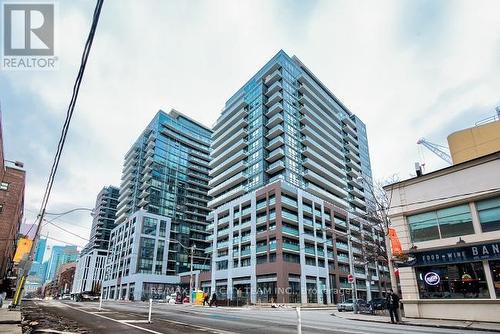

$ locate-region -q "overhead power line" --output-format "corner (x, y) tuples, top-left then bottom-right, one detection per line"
(13, 0), (105, 307)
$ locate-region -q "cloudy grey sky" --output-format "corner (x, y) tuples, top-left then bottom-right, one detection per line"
(1, 0), (500, 251)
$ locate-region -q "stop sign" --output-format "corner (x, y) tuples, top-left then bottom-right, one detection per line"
(347, 274), (354, 283)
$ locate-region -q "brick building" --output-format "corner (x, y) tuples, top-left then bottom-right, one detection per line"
(0, 108), (26, 295)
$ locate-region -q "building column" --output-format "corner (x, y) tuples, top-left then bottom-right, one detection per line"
(227, 277), (233, 301)
(469, 202), (483, 234)
(250, 196), (257, 304)
(483, 260), (496, 299)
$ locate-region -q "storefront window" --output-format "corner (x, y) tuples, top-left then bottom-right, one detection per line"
(476, 197), (500, 232)
(489, 260), (500, 297)
(408, 204), (474, 242)
(416, 262), (490, 299)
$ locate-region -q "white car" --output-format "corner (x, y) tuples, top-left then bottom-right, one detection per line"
(337, 299), (354, 312)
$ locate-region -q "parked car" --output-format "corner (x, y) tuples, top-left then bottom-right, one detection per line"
(356, 299), (374, 314)
(337, 299), (370, 312)
(337, 299), (354, 312)
(61, 294), (71, 300)
(369, 298), (387, 310)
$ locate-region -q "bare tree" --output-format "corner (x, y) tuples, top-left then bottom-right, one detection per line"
(356, 175), (400, 293)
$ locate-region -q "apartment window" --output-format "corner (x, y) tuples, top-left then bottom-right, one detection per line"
(241, 258), (251, 267)
(476, 197), (500, 232)
(142, 217), (157, 236)
(283, 253), (300, 263)
(407, 204), (474, 242)
(416, 262), (490, 299)
(216, 260), (228, 270)
(159, 220), (167, 237)
(0, 182), (8, 191)
(257, 255), (267, 264)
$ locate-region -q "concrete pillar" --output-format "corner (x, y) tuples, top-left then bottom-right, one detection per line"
(483, 260), (496, 299)
(469, 202), (483, 234)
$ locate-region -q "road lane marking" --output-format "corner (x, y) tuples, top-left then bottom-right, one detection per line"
(61, 302), (233, 334)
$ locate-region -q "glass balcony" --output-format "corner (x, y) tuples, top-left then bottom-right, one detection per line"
(336, 242), (348, 251)
(265, 79), (282, 97)
(267, 159), (285, 174)
(282, 211), (298, 222)
(337, 254), (350, 263)
(264, 68), (281, 86)
(266, 124), (284, 140)
(305, 247), (315, 255)
(281, 196), (297, 208)
(241, 248), (251, 256)
(256, 245), (267, 253)
(266, 102), (283, 118)
(217, 241), (228, 249)
(266, 113), (284, 129)
(283, 243), (300, 252)
(282, 226), (299, 236)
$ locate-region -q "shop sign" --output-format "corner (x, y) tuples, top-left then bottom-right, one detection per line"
(424, 272), (440, 286)
(413, 241), (500, 266)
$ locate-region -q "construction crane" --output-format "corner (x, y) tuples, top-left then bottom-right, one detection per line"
(417, 138), (452, 165)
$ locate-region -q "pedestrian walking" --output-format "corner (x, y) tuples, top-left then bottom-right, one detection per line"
(386, 289), (401, 324)
(202, 292), (209, 306)
(209, 292), (217, 307)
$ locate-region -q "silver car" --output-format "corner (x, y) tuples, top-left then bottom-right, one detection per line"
(337, 299), (354, 312)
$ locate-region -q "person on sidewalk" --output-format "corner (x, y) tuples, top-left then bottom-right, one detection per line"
(209, 292), (217, 307)
(386, 289), (400, 324)
(202, 292), (209, 306)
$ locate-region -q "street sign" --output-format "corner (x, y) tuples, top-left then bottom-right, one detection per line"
(347, 274), (354, 283)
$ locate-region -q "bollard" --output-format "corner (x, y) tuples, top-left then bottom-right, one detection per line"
(148, 299), (153, 323)
(296, 306), (302, 334)
(99, 296), (103, 311)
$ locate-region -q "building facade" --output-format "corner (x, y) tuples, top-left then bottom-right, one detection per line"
(82, 186), (119, 255)
(447, 115), (500, 165)
(385, 152), (500, 322)
(0, 109), (26, 294)
(206, 50), (387, 304)
(45, 245), (79, 283)
(72, 186), (119, 295)
(103, 109), (212, 300)
(72, 249), (108, 295)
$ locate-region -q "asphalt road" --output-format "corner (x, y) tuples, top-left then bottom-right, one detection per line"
(31, 300), (499, 334)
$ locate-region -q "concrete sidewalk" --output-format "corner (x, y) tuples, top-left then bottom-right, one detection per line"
(0, 300), (22, 333)
(333, 310), (500, 332)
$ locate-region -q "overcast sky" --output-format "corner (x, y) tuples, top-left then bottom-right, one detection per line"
(1, 0), (500, 253)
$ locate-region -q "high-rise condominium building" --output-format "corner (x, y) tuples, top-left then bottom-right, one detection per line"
(102, 109), (212, 301)
(204, 50), (388, 304)
(83, 186), (119, 254)
(45, 245), (78, 283)
(72, 186), (119, 295)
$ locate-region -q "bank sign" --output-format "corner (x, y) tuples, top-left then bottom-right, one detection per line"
(413, 241), (500, 266)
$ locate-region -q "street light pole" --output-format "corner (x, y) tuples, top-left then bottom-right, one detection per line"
(189, 245), (196, 304)
(347, 229), (358, 313)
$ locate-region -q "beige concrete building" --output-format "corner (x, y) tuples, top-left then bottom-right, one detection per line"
(448, 117), (500, 165)
(384, 152), (500, 322)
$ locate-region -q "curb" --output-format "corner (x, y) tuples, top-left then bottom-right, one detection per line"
(331, 313), (500, 333)
(0, 320), (21, 324)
